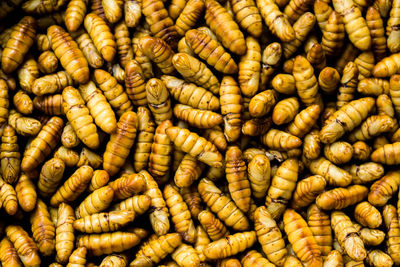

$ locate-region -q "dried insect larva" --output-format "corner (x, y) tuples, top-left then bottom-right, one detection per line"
(50, 165), (93, 207)
(61, 122), (80, 149)
(293, 55), (321, 106)
(198, 210), (229, 241)
(139, 36), (175, 74)
(55, 203), (75, 264)
(283, 12), (316, 59)
(109, 173), (145, 201)
(291, 176), (326, 210)
(48, 25), (89, 84)
(288, 105), (321, 138)
(260, 42), (282, 88)
(185, 29), (238, 74)
(283, 209), (323, 267)
(332, 0), (371, 51)
(75, 185), (114, 219)
(306, 204), (332, 257)
(306, 157), (351, 187)
(354, 201), (382, 228)
(322, 11), (345, 57)
(172, 53), (219, 95)
(21, 116), (63, 172)
(76, 148), (102, 168)
(225, 146), (251, 213)
(239, 37), (261, 98)
(38, 158), (65, 198)
(0, 124), (20, 184)
(174, 154), (204, 188)
(132, 28), (154, 79)
(357, 78), (390, 96)
(162, 75), (220, 111)
(0, 236), (22, 267)
(62, 86), (99, 150)
(102, 0), (123, 23)
(383, 205), (400, 265)
(204, 231), (256, 259)
(377, 94), (396, 117)
(164, 184), (196, 243)
(272, 97), (299, 125)
(261, 129), (302, 151)
(331, 211), (366, 261)
(352, 141), (372, 161)
(37, 51), (58, 74)
(254, 206), (287, 266)
(74, 210), (134, 233)
(220, 76), (242, 142)
(130, 233), (182, 266)
(125, 60), (147, 106)
(125, 0), (141, 27)
(318, 67), (340, 95)
(16, 174), (37, 213)
(229, 0), (262, 38)
(0, 177), (17, 215)
(93, 70), (133, 116)
(167, 126), (223, 168)
(366, 250), (393, 267)
(337, 61), (359, 108)
(65, 0), (88, 32)
(249, 90), (276, 118)
(198, 178), (250, 231)
(71, 30), (104, 69)
(84, 13), (116, 62)
(175, 0), (205, 36)
(6, 225), (41, 267)
(141, 0), (178, 47)
(203, 126), (228, 151)
(22, 0), (67, 14)
(366, 7), (386, 61)
(316, 185), (368, 210)
(2, 16), (36, 74)
(257, 0), (295, 42)
(368, 170), (400, 206)
(265, 158), (298, 219)
(320, 97), (375, 144)
(149, 120), (173, 184)
(314, 0), (333, 31)
(355, 51), (375, 80)
(103, 111), (137, 176)
(271, 74), (296, 95)
(347, 162), (385, 184)
(371, 142), (400, 165)
(78, 230), (147, 256)
(78, 82), (117, 134)
(386, 0), (400, 53)
(303, 130), (321, 160)
(323, 141), (353, 165)
(114, 21), (133, 68)
(146, 78), (173, 125)
(248, 154), (270, 200)
(111, 195), (151, 216)
(99, 254), (128, 267)
(133, 107), (155, 172)
(205, 0), (246, 55)
(30, 199), (55, 256)
(17, 57), (39, 93)
(33, 94), (63, 116)
(32, 71), (73, 96)
(373, 53), (400, 77)
(139, 170), (170, 235)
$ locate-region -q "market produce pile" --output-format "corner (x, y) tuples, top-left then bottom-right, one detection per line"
(0, 0), (399, 266)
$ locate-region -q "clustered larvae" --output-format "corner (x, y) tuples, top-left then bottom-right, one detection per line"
(2, 0), (400, 265)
